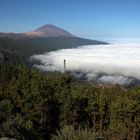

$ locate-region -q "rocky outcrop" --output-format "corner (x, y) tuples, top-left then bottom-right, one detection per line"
(0, 137), (17, 140)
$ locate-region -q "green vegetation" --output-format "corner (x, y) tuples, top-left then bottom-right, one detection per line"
(0, 64), (140, 140)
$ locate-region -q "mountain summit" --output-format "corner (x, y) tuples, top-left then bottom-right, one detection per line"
(26, 24), (74, 37)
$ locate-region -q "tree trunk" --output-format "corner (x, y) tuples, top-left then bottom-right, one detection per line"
(92, 115), (96, 131)
(100, 116), (103, 132)
(133, 116), (136, 140)
(0, 124), (6, 136)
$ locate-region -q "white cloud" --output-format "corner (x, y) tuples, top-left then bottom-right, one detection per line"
(31, 43), (140, 85)
(98, 75), (132, 85)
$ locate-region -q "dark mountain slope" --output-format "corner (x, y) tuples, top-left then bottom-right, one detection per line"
(0, 37), (48, 58)
(0, 36), (107, 58)
(0, 47), (25, 64)
(0, 49), (4, 62)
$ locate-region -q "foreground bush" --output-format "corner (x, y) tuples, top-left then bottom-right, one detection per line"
(51, 125), (103, 140)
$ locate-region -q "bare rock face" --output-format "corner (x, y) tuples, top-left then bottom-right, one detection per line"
(26, 24), (74, 37)
(0, 24), (74, 38)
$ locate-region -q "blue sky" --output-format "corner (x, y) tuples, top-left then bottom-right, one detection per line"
(0, 0), (140, 39)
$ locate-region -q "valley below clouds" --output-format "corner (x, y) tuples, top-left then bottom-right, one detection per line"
(31, 43), (140, 86)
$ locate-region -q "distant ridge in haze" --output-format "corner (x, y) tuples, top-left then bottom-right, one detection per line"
(25, 24), (74, 37)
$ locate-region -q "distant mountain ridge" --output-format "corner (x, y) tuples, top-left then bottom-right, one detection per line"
(25, 24), (74, 37)
(0, 24), (75, 38)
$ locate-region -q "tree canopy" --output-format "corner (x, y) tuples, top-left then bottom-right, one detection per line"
(0, 64), (140, 140)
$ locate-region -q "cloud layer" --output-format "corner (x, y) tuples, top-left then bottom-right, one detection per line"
(31, 43), (140, 86)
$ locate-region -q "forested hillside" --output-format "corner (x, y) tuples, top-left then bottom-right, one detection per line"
(0, 64), (140, 140)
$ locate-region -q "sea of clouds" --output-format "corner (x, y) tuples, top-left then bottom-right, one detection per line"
(31, 43), (140, 86)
